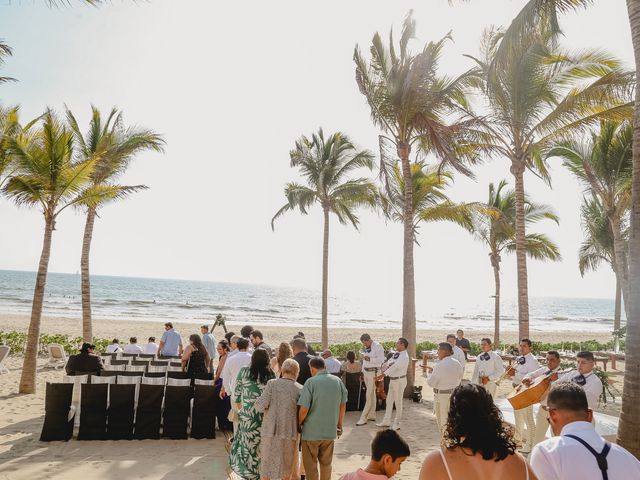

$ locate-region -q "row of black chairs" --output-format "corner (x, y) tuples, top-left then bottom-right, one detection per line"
(40, 381), (216, 442)
(101, 353), (181, 360)
(71, 370), (213, 385)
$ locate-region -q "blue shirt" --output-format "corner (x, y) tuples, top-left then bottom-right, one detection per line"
(298, 370), (348, 441)
(202, 332), (216, 360)
(160, 328), (182, 356)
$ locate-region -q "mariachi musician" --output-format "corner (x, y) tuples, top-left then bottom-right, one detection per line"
(375, 337), (409, 430)
(507, 338), (540, 454)
(522, 350), (562, 447)
(356, 333), (385, 426)
(556, 351), (602, 412)
(471, 337), (504, 398)
(425, 342), (463, 438)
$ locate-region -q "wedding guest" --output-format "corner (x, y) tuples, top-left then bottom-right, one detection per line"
(255, 358), (303, 480)
(292, 337), (313, 385)
(298, 357), (348, 480)
(200, 325), (216, 370)
(229, 349), (275, 480)
(65, 342), (102, 375)
(240, 324), (254, 340)
(143, 336), (158, 355)
(322, 350), (342, 374)
(106, 338), (123, 354)
(182, 334), (210, 377)
(295, 331), (317, 356)
(530, 383), (640, 480)
(270, 341), (293, 376)
(224, 331), (235, 344)
(221, 337), (252, 434)
(158, 322), (183, 357)
(214, 339), (233, 431)
(446, 334), (466, 371)
(341, 351), (362, 374)
(455, 329), (471, 359)
(123, 337), (143, 354)
(419, 384), (536, 480)
(250, 330), (273, 357)
(339, 429), (410, 479)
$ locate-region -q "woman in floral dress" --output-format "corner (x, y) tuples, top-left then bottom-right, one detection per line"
(229, 348), (275, 480)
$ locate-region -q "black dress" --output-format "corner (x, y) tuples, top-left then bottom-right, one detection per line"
(186, 349), (208, 377)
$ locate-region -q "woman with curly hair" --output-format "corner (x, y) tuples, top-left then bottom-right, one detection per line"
(270, 341), (293, 377)
(419, 383), (537, 480)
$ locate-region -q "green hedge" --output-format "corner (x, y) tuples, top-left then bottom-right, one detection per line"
(0, 331), (110, 356)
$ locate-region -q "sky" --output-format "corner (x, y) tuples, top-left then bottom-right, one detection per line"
(0, 0), (634, 313)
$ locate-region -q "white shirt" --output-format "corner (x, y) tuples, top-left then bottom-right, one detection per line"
(426, 356), (463, 391)
(143, 342), (158, 355)
(523, 365), (561, 406)
(451, 345), (466, 371)
(530, 421), (640, 480)
(383, 350), (409, 378)
(471, 350), (504, 384)
(556, 369), (602, 410)
(324, 356), (342, 374)
(513, 352), (540, 384)
(222, 350), (252, 398)
(123, 343), (143, 354)
(106, 344), (122, 353)
(361, 341), (385, 369)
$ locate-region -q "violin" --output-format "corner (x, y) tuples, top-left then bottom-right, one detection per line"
(375, 375), (387, 401)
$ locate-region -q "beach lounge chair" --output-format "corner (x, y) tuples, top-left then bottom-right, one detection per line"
(162, 385), (191, 439)
(134, 384), (164, 439)
(45, 344), (67, 369)
(107, 384), (136, 440)
(77, 383), (108, 440)
(190, 384), (216, 439)
(0, 345), (10, 374)
(40, 382), (75, 441)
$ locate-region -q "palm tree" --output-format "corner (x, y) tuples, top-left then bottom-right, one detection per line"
(66, 106), (164, 342)
(2, 109), (114, 394)
(466, 28), (632, 339)
(472, 180), (560, 346)
(271, 129), (377, 349)
(0, 106), (20, 190)
(549, 120), (632, 319)
(579, 197), (626, 331)
(0, 39), (15, 85)
(354, 13), (479, 377)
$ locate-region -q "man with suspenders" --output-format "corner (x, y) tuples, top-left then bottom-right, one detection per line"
(530, 383), (640, 479)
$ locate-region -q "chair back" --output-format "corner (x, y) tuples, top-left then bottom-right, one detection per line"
(121, 353), (138, 359)
(91, 375), (116, 384)
(150, 360), (169, 366)
(126, 365), (146, 372)
(98, 370), (120, 377)
(138, 353), (155, 360)
(194, 378), (215, 386)
(141, 376), (166, 386)
(110, 359), (129, 367)
(167, 377), (191, 387)
(117, 375), (142, 385)
(131, 360), (150, 367)
(147, 365), (167, 373)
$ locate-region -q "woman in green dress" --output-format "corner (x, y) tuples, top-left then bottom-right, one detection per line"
(230, 348), (275, 480)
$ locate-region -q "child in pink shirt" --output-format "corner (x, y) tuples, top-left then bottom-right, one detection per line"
(339, 429), (410, 479)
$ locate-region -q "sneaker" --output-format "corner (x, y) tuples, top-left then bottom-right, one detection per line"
(376, 423), (391, 428)
(356, 420), (368, 426)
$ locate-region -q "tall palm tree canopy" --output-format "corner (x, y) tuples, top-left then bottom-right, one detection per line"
(3, 109), (100, 216)
(549, 120), (632, 216)
(468, 28), (633, 176)
(473, 180), (561, 262)
(66, 105), (165, 209)
(354, 12), (480, 178)
(0, 40), (15, 85)
(578, 196), (620, 276)
(380, 163), (477, 239)
(271, 129), (377, 229)
(0, 106), (20, 189)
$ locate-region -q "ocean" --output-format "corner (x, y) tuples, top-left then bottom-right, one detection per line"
(0, 269), (623, 333)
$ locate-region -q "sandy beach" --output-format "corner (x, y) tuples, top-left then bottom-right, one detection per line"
(0, 313), (626, 479)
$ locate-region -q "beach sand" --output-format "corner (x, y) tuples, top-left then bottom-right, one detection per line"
(0, 314), (626, 479)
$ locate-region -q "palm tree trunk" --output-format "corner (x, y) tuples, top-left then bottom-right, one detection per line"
(511, 160), (530, 339)
(614, 273), (622, 333)
(619, 0), (640, 457)
(81, 207), (96, 343)
(19, 215), (55, 394)
(610, 215), (631, 319)
(321, 206), (329, 350)
(398, 141), (416, 395)
(492, 258), (501, 347)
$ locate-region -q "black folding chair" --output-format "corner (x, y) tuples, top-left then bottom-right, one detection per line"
(131, 360), (150, 367)
(144, 372), (167, 378)
(107, 384), (135, 440)
(117, 371), (144, 378)
(40, 383), (75, 441)
(98, 370), (120, 377)
(158, 355), (181, 360)
(134, 384), (164, 439)
(193, 372), (214, 381)
(78, 383), (108, 440)
(162, 385), (192, 439)
(138, 353), (155, 360)
(344, 372), (366, 412)
(110, 359), (129, 368)
(191, 385), (216, 439)
(167, 371), (189, 380)
(121, 353), (138, 359)
(150, 360), (169, 366)
(169, 361), (182, 368)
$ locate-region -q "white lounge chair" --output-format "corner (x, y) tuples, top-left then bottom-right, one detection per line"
(0, 345), (10, 374)
(45, 344), (67, 369)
